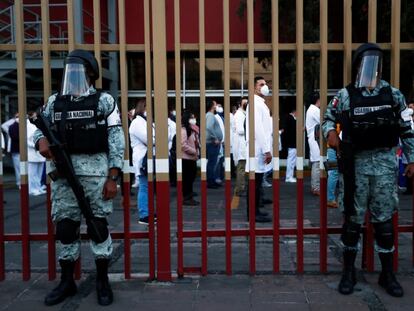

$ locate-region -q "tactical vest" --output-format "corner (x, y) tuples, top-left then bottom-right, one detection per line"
(52, 92), (109, 154)
(346, 85), (400, 150)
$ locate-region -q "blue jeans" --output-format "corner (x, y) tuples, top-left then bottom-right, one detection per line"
(206, 143), (220, 185)
(327, 148), (338, 202)
(138, 175), (148, 218)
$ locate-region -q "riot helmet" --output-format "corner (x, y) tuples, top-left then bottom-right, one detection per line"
(352, 43), (383, 90)
(61, 49), (99, 96)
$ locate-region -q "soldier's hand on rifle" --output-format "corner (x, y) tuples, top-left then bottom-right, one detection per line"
(38, 137), (54, 160)
(404, 163), (414, 178)
(327, 130), (340, 149)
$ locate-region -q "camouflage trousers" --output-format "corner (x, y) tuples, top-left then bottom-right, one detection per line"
(338, 172), (398, 225)
(51, 176), (113, 261)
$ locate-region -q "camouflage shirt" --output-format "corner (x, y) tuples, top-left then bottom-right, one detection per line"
(322, 80), (414, 175)
(34, 87), (125, 177)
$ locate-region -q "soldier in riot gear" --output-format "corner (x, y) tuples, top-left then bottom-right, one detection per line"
(33, 49), (125, 306)
(322, 43), (414, 297)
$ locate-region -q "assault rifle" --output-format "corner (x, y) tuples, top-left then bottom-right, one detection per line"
(30, 111), (105, 242)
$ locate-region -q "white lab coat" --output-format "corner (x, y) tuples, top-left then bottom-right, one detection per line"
(27, 120), (46, 163)
(245, 95), (272, 173)
(229, 113), (236, 155)
(167, 118), (176, 152)
(305, 104), (320, 162)
(129, 115), (155, 176)
(233, 108), (247, 164)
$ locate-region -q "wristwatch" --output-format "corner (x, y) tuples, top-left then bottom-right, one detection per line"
(108, 175), (119, 182)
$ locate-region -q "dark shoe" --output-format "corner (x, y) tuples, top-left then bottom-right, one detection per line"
(254, 214), (272, 223)
(44, 260), (77, 306)
(183, 198), (199, 206)
(138, 216), (157, 225)
(378, 253), (404, 297)
(256, 208), (269, 217)
(338, 250), (357, 295)
(338, 269), (356, 295)
(378, 271), (404, 297)
(261, 198), (272, 205)
(96, 259), (114, 305)
(207, 183), (219, 189)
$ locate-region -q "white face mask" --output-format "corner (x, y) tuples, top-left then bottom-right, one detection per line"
(216, 106), (224, 114)
(260, 85), (270, 97)
(171, 110), (176, 116)
(189, 118), (197, 125)
(143, 111), (147, 117)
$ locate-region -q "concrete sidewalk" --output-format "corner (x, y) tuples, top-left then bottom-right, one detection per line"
(1, 272), (414, 310)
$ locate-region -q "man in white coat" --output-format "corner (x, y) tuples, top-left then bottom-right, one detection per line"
(245, 76), (272, 223)
(305, 92), (321, 195)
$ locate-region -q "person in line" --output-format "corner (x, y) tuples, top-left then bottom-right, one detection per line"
(282, 107), (297, 183)
(306, 92), (321, 195)
(7, 114), (20, 188)
(233, 97), (248, 196)
(245, 76), (272, 223)
(322, 43), (414, 297)
(214, 102), (225, 185)
(181, 111), (200, 206)
(35, 50), (125, 306)
(206, 100), (223, 189)
(129, 99), (155, 225)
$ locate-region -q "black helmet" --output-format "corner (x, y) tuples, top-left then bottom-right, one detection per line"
(65, 49), (99, 81)
(352, 43), (382, 83)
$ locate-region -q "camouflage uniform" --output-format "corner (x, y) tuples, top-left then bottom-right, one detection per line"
(34, 87), (125, 261)
(323, 80), (414, 245)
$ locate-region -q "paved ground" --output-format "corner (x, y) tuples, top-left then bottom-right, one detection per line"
(1, 170), (414, 310)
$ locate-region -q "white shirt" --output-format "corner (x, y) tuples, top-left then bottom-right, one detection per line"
(230, 113), (236, 154)
(245, 95), (272, 173)
(129, 115), (154, 176)
(233, 108), (247, 163)
(167, 118), (176, 151)
(215, 114), (225, 143)
(27, 119), (46, 163)
(305, 104), (321, 162)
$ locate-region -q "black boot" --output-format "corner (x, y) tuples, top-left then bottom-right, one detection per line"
(378, 253), (404, 297)
(44, 260), (77, 306)
(338, 250), (357, 295)
(96, 259), (113, 305)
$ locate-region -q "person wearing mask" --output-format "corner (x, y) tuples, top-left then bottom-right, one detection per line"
(181, 111), (200, 206)
(322, 43), (414, 297)
(34, 50), (125, 306)
(168, 106), (177, 187)
(129, 99), (155, 225)
(233, 98), (248, 196)
(27, 111), (46, 196)
(214, 102), (225, 185)
(306, 92), (321, 195)
(245, 76), (272, 223)
(206, 100), (223, 189)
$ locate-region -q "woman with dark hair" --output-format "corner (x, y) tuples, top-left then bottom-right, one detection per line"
(181, 110), (200, 206)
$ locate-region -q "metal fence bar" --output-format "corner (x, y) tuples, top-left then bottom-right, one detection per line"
(174, 0), (184, 278)
(296, 0), (304, 274)
(152, 0), (171, 281)
(223, 0), (232, 276)
(93, 0), (102, 89)
(247, 0), (256, 275)
(144, 0), (156, 281)
(67, 0), (75, 51)
(15, 0), (31, 282)
(319, 0), (328, 273)
(118, 0), (131, 279)
(198, 0), (208, 277)
(0, 92), (4, 281)
(271, 0), (280, 274)
(41, 0), (56, 281)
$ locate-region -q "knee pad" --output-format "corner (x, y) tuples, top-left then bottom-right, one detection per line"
(373, 220), (394, 251)
(341, 222), (361, 247)
(56, 219), (81, 244)
(87, 217), (109, 244)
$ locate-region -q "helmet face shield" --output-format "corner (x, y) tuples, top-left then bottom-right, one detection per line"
(61, 63), (90, 96)
(355, 51), (382, 89)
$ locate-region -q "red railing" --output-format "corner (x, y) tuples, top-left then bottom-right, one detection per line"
(0, 175), (413, 281)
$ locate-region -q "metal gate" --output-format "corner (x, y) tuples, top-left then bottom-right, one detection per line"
(0, 0), (413, 283)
